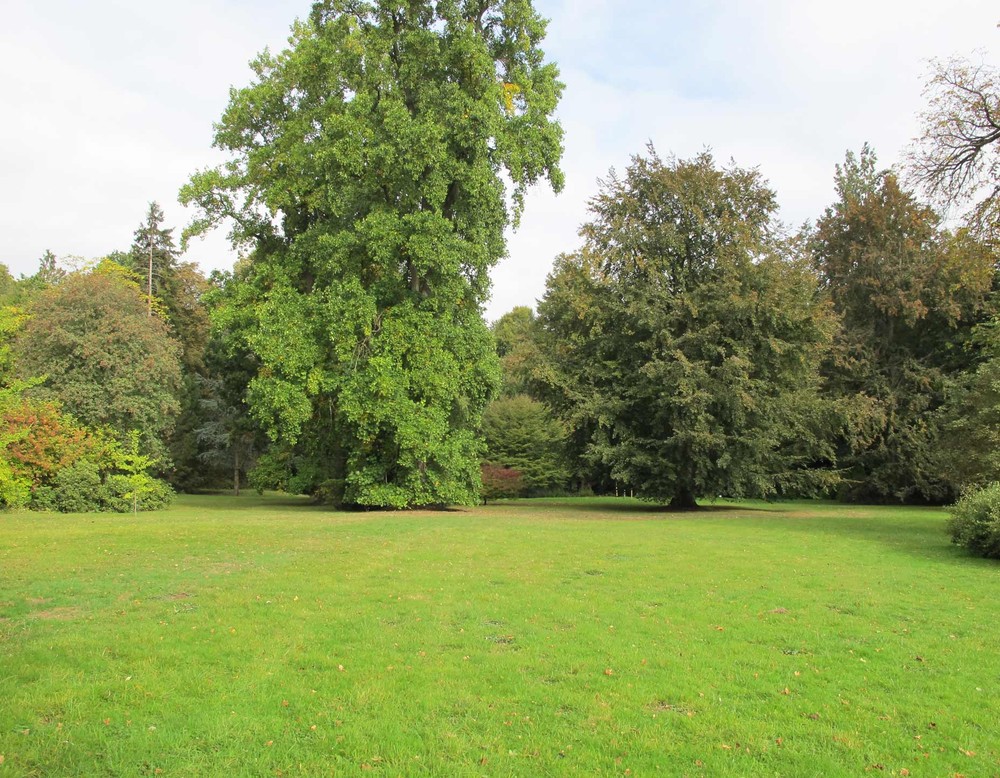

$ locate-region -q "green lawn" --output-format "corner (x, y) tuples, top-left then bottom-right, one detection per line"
(1, 495), (998, 776)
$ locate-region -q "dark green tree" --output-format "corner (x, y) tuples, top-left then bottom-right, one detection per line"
(181, 0), (564, 508)
(540, 148), (838, 508)
(128, 203), (211, 373)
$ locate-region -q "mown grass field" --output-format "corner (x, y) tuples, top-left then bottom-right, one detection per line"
(1, 495), (998, 777)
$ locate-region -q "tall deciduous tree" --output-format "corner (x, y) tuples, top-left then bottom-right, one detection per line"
(181, 1), (564, 508)
(540, 148), (838, 508)
(908, 57), (1000, 240)
(813, 146), (995, 501)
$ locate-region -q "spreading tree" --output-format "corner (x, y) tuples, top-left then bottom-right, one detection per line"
(539, 148), (838, 508)
(908, 57), (1000, 241)
(181, 0), (563, 507)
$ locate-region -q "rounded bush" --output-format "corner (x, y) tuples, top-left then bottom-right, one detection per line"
(101, 475), (174, 513)
(34, 460), (103, 513)
(948, 482), (1000, 559)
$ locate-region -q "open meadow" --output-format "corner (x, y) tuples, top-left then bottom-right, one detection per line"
(1, 495), (998, 776)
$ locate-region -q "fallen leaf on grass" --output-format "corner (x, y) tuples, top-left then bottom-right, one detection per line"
(900, 770), (910, 776)
(781, 687), (791, 695)
(960, 749), (976, 757)
(604, 668), (614, 676)
(0, 755), (4, 765)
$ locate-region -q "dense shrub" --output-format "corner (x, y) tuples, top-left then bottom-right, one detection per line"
(948, 483), (1000, 559)
(31, 466), (174, 514)
(481, 463), (525, 503)
(33, 460), (104, 513)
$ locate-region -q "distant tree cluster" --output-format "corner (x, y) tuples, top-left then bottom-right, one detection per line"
(4, 3), (1000, 550)
(1, 206), (264, 512)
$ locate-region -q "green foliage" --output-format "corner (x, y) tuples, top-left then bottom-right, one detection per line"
(939, 322), (1000, 489)
(29, 432), (173, 514)
(112, 430), (169, 513)
(181, 0), (563, 507)
(813, 146), (996, 502)
(491, 306), (553, 397)
(1, 305), (34, 508)
(0, 263), (16, 304)
(481, 394), (567, 493)
(100, 474), (174, 513)
(948, 482), (1000, 558)
(14, 267), (183, 456)
(540, 148), (838, 507)
(32, 460), (103, 513)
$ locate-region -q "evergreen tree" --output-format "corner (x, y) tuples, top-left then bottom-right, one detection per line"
(540, 149), (838, 508)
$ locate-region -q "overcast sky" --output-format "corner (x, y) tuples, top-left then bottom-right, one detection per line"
(1, 1), (997, 319)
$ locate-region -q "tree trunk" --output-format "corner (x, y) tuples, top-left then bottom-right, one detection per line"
(669, 484), (698, 510)
(233, 449), (241, 497)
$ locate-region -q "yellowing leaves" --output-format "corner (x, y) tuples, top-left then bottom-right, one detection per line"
(501, 82), (521, 115)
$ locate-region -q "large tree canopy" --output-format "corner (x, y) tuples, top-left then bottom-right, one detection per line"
(181, 0), (563, 508)
(540, 149), (838, 508)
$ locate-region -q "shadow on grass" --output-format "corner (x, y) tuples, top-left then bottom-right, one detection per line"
(176, 492), (321, 512)
(755, 507), (989, 565)
(494, 497), (775, 517)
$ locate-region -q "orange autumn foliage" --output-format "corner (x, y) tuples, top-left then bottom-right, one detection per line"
(1, 401), (107, 488)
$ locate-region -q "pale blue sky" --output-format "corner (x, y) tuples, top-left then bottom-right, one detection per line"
(1, 1), (997, 319)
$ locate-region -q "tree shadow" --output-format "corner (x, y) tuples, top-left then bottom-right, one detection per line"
(750, 508), (990, 565)
(506, 497), (776, 517)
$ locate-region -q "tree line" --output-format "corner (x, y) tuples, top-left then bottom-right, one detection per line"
(2, 1), (999, 517)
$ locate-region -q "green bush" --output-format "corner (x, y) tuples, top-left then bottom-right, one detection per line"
(35, 460), (103, 513)
(101, 475), (174, 513)
(29, 462), (173, 513)
(948, 483), (1000, 559)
